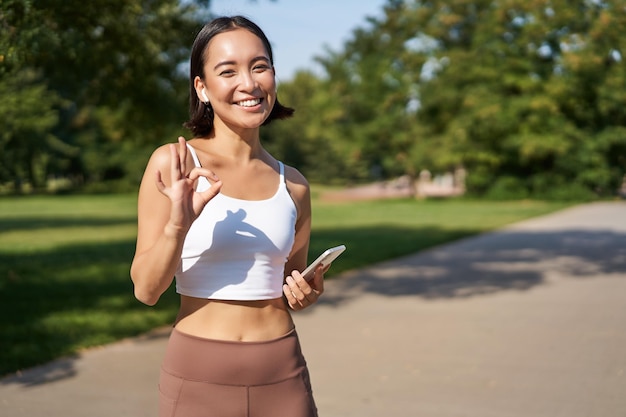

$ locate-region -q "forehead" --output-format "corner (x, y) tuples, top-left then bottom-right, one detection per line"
(204, 28), (270, 63)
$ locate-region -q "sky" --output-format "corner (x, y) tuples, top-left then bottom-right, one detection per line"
(210, 0), (388, 82)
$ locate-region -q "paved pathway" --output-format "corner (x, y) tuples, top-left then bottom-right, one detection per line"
(2, 201), (625, 417)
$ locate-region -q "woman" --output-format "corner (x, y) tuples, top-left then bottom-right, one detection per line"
(130, 16), (323, 417)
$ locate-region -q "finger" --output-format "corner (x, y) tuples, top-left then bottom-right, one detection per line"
(188, 167), (222, 205)
(287, 273), (316, 305)
(169, 143), (182, 181)
(285, 276), (304, 301)
(292, 271), (316, 300)
(187, 167), (220, 183)
(178, 136), (187, 178)
(285, 277), (306, 308)
(155, 170), (167, 195)
(282, 283), (298, 309)
(193, 181), (222, 214)
(199, 180), (222, 202)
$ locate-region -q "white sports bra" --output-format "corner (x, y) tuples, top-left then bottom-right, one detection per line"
(175, 144), (297, 300)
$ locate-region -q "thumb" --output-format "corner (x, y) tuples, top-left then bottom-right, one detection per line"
(201, 179), (222, 201)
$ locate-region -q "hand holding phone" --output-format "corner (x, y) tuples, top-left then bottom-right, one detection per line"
(301, 245), (346, 281)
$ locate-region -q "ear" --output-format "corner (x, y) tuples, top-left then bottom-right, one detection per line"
(193, 76), (208, 103)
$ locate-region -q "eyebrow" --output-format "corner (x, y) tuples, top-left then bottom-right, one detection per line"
(213, 56), (271, 70)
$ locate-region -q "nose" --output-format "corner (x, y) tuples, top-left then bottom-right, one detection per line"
(239, 70), (257, 91)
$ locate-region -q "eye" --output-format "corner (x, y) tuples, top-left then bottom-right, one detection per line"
(253, 64), (271, 73)
(219, 69), (236, 77)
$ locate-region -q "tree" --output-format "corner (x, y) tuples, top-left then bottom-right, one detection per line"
(0, 1), (67, 191)
(263, 70), (360, 184)
(294, 0), (626, 198)
(311, 9), (424, 182)
(0, 0), (211, 192)
(404, 0), (626, 198)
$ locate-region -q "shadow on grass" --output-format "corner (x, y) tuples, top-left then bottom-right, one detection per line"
(0, 239), (179, 382)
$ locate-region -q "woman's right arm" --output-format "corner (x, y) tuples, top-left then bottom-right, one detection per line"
(130, 137), (221, 305)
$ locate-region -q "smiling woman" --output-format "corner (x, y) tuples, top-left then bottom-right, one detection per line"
(184, 16), (294, 138)
(129, 15), (323, 417)
(195, 29), (276, 131)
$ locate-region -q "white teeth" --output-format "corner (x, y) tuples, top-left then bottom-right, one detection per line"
(237, 99), (261, 107)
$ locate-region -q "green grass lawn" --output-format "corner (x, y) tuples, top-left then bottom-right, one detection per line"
(0, 193), (570, 376)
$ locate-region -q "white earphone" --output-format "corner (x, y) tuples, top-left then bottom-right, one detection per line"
(201, 88), (209, 103)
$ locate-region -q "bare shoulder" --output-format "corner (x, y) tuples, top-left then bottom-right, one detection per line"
(283, 164), (310, 200)
(283, 164), (311, 219)
(142, 141), (184, 183)
(137, 144), (172, 199)
(147, 143), (172, 171)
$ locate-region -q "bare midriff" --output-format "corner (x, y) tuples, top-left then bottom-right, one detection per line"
(173, 295), (294, 342)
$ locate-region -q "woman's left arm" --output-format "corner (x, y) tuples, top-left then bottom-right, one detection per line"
(282, 166), (324, 311)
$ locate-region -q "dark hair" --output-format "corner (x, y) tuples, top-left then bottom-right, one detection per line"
(184, 16), (294, 137)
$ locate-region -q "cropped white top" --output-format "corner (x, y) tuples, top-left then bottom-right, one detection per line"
(175, 144), (297, 300)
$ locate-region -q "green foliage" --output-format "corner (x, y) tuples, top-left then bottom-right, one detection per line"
(0, 68), (64, 191)
(0, 2), (70, 191)
(273, 0), (626, 199)
(484, 176), (529, 201)
(400, 0), (626, 198)
(2, 0), (625, 199)
(0, 0), (211, 193)
(263, 71), (355, 184)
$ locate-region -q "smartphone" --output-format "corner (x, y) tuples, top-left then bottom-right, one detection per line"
(301, 245), (346, 281)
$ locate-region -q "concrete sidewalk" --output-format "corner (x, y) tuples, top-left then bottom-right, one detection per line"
(2, 201), (625, 417)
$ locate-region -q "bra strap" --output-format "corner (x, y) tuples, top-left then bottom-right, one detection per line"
(186, 144), (202, 167)
(278, 161), (285, 183)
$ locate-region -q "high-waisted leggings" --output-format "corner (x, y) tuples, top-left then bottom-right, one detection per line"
(159, 327), (318, 417)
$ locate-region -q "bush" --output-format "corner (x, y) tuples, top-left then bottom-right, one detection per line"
(485, 176), (530, 200)
(536, 182), (596, 202)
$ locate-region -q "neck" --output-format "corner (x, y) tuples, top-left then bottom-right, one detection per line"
(204, 121), (265, 162)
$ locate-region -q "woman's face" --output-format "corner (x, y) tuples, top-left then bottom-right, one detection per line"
(197, 28), (276, 132)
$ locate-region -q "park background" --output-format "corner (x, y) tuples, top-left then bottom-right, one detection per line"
(1, 0), (625, 376)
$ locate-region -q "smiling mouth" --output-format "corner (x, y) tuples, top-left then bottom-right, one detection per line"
(236, 98), (262, 107)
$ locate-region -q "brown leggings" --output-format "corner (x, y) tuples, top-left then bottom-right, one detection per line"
(159, 327), (318, 417)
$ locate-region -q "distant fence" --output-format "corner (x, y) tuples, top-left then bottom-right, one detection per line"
(321, 168), (466, 202)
